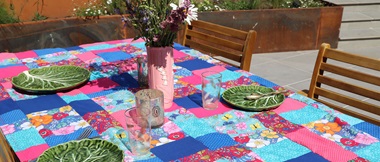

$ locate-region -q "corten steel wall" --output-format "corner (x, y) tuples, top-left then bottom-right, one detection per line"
(197, 5), (343, 53)
(0, 16), (136, 52)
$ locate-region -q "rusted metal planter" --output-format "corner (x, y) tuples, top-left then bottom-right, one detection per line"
(0, 15), (134, 52)
(197, 3), (343, 53)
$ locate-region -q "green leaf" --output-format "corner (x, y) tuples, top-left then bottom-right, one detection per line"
(12, 65), (90, 93)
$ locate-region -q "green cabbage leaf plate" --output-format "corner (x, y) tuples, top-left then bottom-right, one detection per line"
(222, 85), (285, 111)
(37, 139), (124, 162)
(12, 65), (90, 93)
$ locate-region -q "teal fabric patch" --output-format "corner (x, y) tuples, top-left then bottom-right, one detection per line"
(130, 42), (146, 50)
(255, 139), (310, 162)
(280, 105), (327, 125)
(83, 44), (113, 51)
(104, 90), (135, 113)
(174, 117), (216, 138)
(61, 93), (90, 103)
(6, 128), (46, 152)
(336, 113), (364, 126)
(219, 70), (242, 82)
(354, 142), (380, 161)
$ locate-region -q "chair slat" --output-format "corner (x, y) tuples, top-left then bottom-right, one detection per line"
(185, 39), (242, 61)
(314, 98), (380, 126)
(324, 49), (380, 71)
(314, 87), (380, 116)
(186, 30), (244, 51)
(320, 63), (380, 86)
(317, 75), (380, 101)
(190, 20), (248, 40)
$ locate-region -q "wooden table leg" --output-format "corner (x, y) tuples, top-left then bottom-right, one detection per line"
(0, 130), (18, 162)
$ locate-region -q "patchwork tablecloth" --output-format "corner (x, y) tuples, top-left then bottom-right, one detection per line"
(0, 39), (379, 162)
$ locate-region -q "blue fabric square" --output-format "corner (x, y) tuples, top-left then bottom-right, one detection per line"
(64, 46), (83, 51)
(337, 113), (363, 126)
(69, 100), (104, 116)
(0, 110), (26, 125)
(286, 152), (328, 162)
(174, 97), (201, 109)
(355, 142), (380, 161)
(280, 105), (327, 125)
(110, 73), (139, 88)
(87, 89), (118, 98)
(16, 95), (67, 114)
(97, 51), (132, 62)
(226, 66), (240, 71)
(136, 157), (163, 162)
(131, 42), (146, 50)
(45, 127), (99, 147)
(196, 133), (237, 150)
(61, 93), (91, 104)
(174, 116), (216, 138)
(83, 44), (113, 51)
(174, 43), (190, 51)
(255, 139), (310, 162)
(219, 70), (242, 82)
(33, 48), (66, 56)
(6, 128), (46, 152)
(354, 122), (380, 139)
(175, 59), (214, 71)
(249, 75), (278, 87)
(187, 93), (202, 107)
(0, 99), (20, 115)
(151, 136), (207, 161)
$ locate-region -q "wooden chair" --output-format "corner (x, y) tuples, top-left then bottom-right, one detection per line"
(181, 20), (257, 71)
(1, 130), (18, 162)
(308, 43), (380, 125)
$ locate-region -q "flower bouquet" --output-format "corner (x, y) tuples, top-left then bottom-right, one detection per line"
(119, 0), (198, 108)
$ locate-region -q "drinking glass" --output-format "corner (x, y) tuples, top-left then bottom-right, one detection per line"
(125, 108), (151, 156)
(135, 89), (165, 127)
(202, 71), (222, 110)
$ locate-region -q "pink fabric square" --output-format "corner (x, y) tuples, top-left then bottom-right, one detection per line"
(273, 98), (307, 114)
(92, 48), (120, 54)
(0, 53), (16, 61)
(75, 52), (99, 62)
(286, 128), (358, 162)
(164, 102), (181, 112)
(129, 38), (145, 43)
(16, 144), (49, 162)
(179, 75), (202, 85)
(189, 102), (233, 118)
(173, 50), (188, 59)
(110, 110), (127, 129)
(192, 66), (227, 77)
(15, 51), (38, 59)
(105, 40), (125, 44)
(0, 66), (29, 78)
(79, 42), (105, 48)
(78, 78), (119, 94)
(57, 89), (82, 96)
(1, 81), (13, 89)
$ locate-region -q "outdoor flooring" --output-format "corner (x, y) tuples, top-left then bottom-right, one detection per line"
(250, 1), (380, 113)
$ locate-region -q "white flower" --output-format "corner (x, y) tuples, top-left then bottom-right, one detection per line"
(314, 119), (329, 124)
(185, 4), (198, 25)
(20, 122), (33, 130)
(70, 120), (89, 130)
(35, 125), (44, 131)
(246, 139), (270, 148)
(322, 133), (342, 142)
(68, 111), (79, 116)
(29, 111), (48, 117)
(156, 137), (174, 146)
(170, 3), (178, 10)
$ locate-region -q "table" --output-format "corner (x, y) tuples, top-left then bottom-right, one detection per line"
(0, 39), (379, 162)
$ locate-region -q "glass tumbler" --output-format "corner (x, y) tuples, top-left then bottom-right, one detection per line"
(125, 108), (151, 156)
(135, 89), (165, 127)
(201, 71), (222, 110)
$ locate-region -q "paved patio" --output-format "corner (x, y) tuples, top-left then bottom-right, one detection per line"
(250, 1), (380, 109)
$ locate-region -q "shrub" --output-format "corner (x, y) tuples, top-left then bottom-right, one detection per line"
(0, 1), (19, 24)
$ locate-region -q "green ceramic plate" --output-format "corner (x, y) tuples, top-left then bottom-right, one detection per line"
(12, 65), (90, 93)
(37, 139), (124, 162)
(222, 85), (285, 111)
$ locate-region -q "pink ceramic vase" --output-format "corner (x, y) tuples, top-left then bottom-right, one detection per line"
(146, 46), (174, 109)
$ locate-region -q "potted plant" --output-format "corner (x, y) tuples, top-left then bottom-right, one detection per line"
(189, 0), (343, 53)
